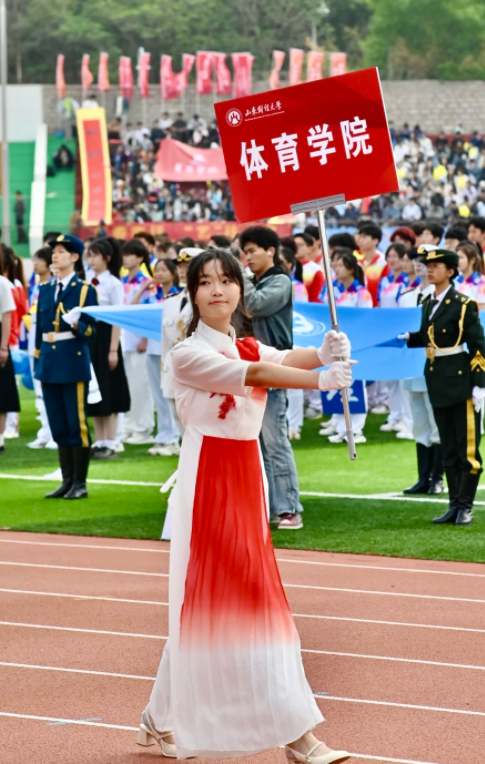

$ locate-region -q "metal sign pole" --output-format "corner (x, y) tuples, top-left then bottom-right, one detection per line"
(291, 193), (356, 460)
(0, 0), (10, 245)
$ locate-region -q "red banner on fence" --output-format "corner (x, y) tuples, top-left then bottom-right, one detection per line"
(161, 55), (188, 100)
(330, 52), (347, 77)
(269, 50), (285, 90)
(183, 53), (196, 78)
(289, 48), (304, 87)
(214, 53), (232, 95)
(138, 51), (151, 98)
(196, 51), (215, 95)
(56, 55), (66, 99)
(81, 54), (93, 96)
(77, 107), (112, 225)
(80, 220), (293, 242)
(306, 51), (324, 82)
(155, 139), (227, 182)
(214, 67), (398, 223)
(119, 56), (134, 100)
(232, 53), (254, 97)
(98, 52), (110, 93)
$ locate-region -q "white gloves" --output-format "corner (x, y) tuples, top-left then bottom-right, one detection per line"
(61, 306), (82, 327)
(317, 330), (351, 366)
(318, 361), (353, 390)
(398, 332), (410, 341)
(472, 386), (485, 413)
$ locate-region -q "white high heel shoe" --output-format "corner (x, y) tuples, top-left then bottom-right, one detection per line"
(286, 742), (351, 764)
(137, 710), (177, 757)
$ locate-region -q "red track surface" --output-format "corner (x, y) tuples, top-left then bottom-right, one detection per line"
(0, 530), (484, 764)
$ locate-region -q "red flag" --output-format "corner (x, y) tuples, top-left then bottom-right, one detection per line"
(289, 48), (304, 87)
(231, 53), (254, 98)
(138, 51), (151, 98)
(56, 54), (66, 99)
(214, 53), (231, 95)
(81, 54), (94, 96)
(269, 50), (285, 90)
(119, 56), (134, 100)
(161, 55), (183, 100)
(196, 51), (215, 95)
(330, 52), (347, 77)
(183, 53), (196, 77)
(306, 51), (324, 82)
(98, 52), (110, 93)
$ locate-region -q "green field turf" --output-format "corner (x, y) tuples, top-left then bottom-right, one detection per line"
(1, 388), (484, 563)
(0, 142), (35, 258)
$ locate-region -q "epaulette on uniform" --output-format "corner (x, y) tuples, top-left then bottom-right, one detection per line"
(165, 291), (180, 300)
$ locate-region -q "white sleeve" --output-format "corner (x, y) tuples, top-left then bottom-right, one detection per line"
(0, 277), (15, 315)
(111, 278), (125, 306)
(257, 341), (289, 365)
(171, 344), (251, 397)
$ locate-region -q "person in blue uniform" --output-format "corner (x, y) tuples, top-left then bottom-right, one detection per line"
(34, 234), (98, 499)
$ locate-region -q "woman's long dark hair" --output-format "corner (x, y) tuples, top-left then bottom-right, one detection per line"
(90, 237), (122, 278)
(333, 247), (365, 286)
(185, 248), (247, 337)
(120, 238), (153, 277)
(156, 256), (179, 287)
(280, 246), (304, 283)
(457, 240), (483, 275)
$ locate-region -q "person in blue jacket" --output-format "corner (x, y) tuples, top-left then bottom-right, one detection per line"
(34, 234), (98, 499)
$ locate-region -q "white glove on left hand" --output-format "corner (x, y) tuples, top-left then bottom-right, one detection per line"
(472, 385), (485, 413)
(317, 330), (351, 365)
(398, 333), (410, 341)
(61, 306), (82, 327)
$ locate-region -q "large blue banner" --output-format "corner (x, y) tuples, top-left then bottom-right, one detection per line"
(82, 303), (428, 381)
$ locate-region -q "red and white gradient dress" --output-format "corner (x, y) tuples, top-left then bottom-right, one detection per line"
(145, 320), (322, 759)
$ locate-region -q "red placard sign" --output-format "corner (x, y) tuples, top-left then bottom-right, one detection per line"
(77, 108), (112, 225)
(214, 67), (398, 223)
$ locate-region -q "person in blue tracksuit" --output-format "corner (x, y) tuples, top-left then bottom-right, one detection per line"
(34, 234), (98, 499)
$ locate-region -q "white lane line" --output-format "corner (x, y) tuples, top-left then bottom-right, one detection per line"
(0, 561), (168, 577)
(0, 588), (168, 605)
(0, 712), (449, 764)
(286, 584), (485, 605)
(300, 490), (485, 508)
(0, 539), (168, 554)
(3, 621), (484, 673)
(315, 694), (485, 718)
(0, 473), (161, 487)
(0, 661), (154, 680)
(294, 613), (485, 635)
(0, 663), (483, 719)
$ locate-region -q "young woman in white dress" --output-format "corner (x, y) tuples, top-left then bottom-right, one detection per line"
(137, 248), (353, 764)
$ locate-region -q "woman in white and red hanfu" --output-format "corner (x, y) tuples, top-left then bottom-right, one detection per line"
(137, 249), (353, 764)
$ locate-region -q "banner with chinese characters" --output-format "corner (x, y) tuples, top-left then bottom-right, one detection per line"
(98, 52), (110, 93)
(330, 52), (347, 77)
(79, 220), (293, 243)
(214, 68), (398, 223)
(56, 54), (66, 99)
(119, 56), (134, 100)
(196, 51), (215, 95)
(321, 380), (366, 414)
(154, 138), (227, 181)
(81, 54), (94, 96)
(214, 53), (232, 95)
(138, 51), (151, 98)
(269, 50), (285, 90)
(232, 53), (254, 97)
(306, 51), (324, 82)
(289, 48), (304, 87)
(76, 107), (112, 226)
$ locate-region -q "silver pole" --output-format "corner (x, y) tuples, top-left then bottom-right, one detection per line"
(0, 0), (10, 245)
(316, 208), (356, 460)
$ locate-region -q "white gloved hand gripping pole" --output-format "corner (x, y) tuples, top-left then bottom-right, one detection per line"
(316, 208), (356, 460)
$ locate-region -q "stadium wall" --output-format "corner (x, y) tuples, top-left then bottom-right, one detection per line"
(42, 80), (485, 135)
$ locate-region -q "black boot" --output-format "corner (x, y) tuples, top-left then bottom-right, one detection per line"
(455, 472), (480, 526)
(428, 444), (444, 494)
(64, 446), (90, 499)
(433, 467), (461, 523)
(45, 446), (74, 498)
(403, 443), (431, 494)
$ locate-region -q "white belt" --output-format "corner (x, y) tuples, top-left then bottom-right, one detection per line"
(42, 331), (75, 342)
(427, 343), (466, 358)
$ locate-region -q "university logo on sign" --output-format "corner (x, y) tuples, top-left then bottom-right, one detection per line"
(215, 68), (398, 223)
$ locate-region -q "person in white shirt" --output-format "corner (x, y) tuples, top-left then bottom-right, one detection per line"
(81, 94), (99, 109)
(86, 238), (131, 459)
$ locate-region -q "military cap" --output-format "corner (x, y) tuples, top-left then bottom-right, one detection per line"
(177, 247), (205, 263)
(419, 245), (459, 268)
(49, 234), (84, 258)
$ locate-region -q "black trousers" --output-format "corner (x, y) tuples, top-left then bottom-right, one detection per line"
(433, 399), (482, 476)
(42, 381), (91, 447)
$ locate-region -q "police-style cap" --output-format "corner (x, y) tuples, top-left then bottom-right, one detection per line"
(177, 247), (205, 263)
(419, 246), (459, 268)
(49, 234), (84, 258)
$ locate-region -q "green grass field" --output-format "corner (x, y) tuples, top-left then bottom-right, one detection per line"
(1, 389), (484, 563)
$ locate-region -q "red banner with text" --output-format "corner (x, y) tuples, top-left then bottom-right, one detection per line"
(98, 52), (110, 93)
(79, 220), (293, 242)
(196, 51), (215, 95)
(119, 56), (134, 100)
(232, 52), (254, 98)
(330, 52), (347, 77)
(214, 53), (232, 95)
(289, 48), (304, 87)
(306, 51), (324, 82)
(81, 54), (94, 96)
(269, 50), (285, 90)
(138, 51), (151, 98)
(215, 68), (398, 223)
(56, 54), (66, 99)
(77, 107), (112, 225)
